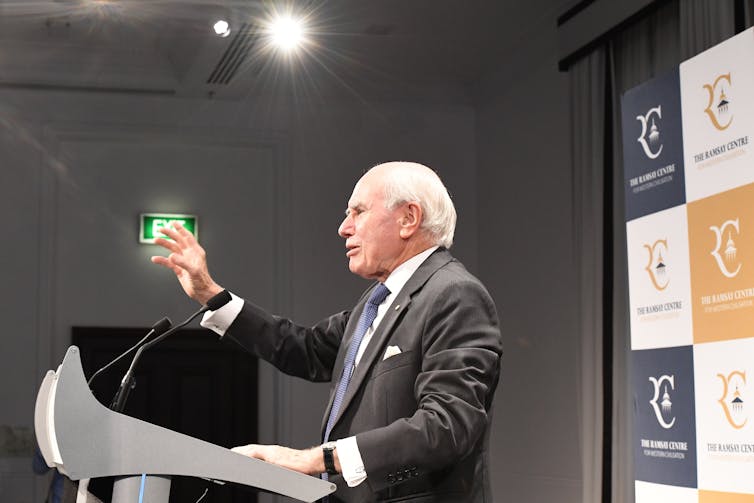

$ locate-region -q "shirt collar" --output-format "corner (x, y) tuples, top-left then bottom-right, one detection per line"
(383, 245), (439, 297)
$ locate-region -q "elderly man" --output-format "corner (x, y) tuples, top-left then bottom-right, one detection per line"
(152, 161), (502, 502)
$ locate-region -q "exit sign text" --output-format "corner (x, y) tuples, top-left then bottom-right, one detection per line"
(140, 213), (198, 244)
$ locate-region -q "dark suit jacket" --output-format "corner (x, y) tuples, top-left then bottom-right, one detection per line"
(226, 248), (503, 502)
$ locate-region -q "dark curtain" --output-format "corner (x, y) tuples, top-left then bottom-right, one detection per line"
(569, 46), (607, 503)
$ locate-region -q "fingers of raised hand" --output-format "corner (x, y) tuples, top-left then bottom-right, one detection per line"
(173, 221), (195, 241)
(150, 255), (169, 267)
(153, 237), (182, 255)
(150, 255), (184, 277)
(156, 225), (181, 243)
(161, 221), (195, 248)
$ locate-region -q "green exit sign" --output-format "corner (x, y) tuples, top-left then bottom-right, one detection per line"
(140, 213), (198, 244)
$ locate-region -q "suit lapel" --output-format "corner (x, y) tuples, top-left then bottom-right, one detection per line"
(323, 249), (454, 435)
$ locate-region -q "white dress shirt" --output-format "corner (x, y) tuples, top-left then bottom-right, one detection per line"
(201, 245), (439, 487)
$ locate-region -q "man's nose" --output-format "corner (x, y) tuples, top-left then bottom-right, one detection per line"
(338, 215), (353, 238)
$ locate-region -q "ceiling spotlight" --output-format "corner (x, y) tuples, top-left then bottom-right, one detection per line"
(269, 15), (304, 50)
(213, 20), (231, 38)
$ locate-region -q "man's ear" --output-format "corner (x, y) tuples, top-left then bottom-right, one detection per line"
(398, 202), (423, 239)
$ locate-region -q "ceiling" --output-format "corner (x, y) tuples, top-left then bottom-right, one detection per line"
(0, 0), (574, 101)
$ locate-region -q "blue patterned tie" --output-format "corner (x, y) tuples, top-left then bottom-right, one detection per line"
(324, 283), (391, 443)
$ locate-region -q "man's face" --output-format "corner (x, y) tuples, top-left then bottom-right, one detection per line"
(337, 173), (406, 281)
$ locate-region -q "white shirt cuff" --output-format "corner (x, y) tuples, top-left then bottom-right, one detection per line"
(200, 291), (244, 336)
(336, 436), (367, 487)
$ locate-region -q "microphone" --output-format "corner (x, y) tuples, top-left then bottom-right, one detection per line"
(87, 317), (172, 387)
(110, 290), (233, 412)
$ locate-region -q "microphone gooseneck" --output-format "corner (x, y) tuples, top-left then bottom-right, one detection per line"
(110, 290), (232, 412)
(88, 317), (172, 387)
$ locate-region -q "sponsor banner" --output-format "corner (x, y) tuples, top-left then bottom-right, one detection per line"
(681, 29), (754, 202)
(699, 490), (754, 503)
(626, 205), (693, 350)
(635, 481), (698, 502)
(633, 346), (697, 487)
(687, 182), (754, 343)
(622, 68), (686, 221)
(624, 27), (754, 500)
(694, 338), (754, 494)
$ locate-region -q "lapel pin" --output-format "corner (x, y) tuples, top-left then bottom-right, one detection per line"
(394, 304), (400, 310)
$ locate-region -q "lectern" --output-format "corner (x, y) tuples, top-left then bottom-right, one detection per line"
(34, 346), (336, 502)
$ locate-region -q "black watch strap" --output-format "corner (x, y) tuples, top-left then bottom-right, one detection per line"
(322, 442), (337, 475)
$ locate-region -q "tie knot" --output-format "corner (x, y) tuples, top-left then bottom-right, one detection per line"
(367, 283), (390, 307)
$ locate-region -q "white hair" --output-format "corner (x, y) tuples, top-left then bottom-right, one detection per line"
(374, 162), (457, 248)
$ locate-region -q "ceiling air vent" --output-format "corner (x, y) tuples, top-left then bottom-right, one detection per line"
(207, 22), (257, 85)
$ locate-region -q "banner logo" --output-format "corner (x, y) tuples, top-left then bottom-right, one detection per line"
(636, 106), (664, 159)
(717, 370), (747, 429)
(709, 218), (742, 278)
(643, 239), (669, 291)
(703, 73), (733, 131)
(649, 375), (676, 429)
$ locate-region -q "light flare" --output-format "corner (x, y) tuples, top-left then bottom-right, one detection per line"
(267, 14), (305, 51)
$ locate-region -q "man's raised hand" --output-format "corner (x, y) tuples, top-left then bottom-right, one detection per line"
(150, 222), (223, 305)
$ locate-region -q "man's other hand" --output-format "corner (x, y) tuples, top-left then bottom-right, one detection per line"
(231, 444), (324, 476)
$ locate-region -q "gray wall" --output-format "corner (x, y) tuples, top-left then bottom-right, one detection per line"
(476, 18), (582, 503)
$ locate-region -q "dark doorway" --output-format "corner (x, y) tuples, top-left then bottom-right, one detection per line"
(72, 326), (258, 503)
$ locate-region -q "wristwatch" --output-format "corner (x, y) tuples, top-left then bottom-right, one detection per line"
(322, 441), (338, 475)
